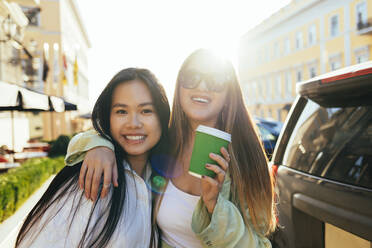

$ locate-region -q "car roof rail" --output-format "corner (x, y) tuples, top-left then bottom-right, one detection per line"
(296, 61), (372, 107)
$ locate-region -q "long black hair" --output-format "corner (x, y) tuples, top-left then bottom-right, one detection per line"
(16, 68), (170, 248)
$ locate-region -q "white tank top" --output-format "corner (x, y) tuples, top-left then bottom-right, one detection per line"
(157, 180), (203, 248)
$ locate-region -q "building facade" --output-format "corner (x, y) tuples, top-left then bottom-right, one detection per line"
(239, 0), (372, 122)
(13, 0), (91, 140)
(0, 0), (31, 86)
(0, 0), (37, 151)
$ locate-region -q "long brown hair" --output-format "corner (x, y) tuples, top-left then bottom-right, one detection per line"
(167, 49), (276, 235)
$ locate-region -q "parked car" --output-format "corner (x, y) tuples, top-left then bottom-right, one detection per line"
(270, 62), (372, 248)
(255, 116), (283, 137)
(255, 117), (283, 159)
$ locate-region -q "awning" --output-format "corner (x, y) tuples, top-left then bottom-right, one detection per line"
(78, 112), (91, 119)
(0, 82), (49, 111)
(0, 81), (67, 112)
(64, 100), (77, 111)
(49, 96), (65, 112)
(18, 87), (49, 110)
(0, 82), (20, 108)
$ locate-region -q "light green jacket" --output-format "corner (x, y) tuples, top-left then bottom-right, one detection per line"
(65, 130), (272, 248)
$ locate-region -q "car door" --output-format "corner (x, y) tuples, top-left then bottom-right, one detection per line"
(272, 96), (372, 248)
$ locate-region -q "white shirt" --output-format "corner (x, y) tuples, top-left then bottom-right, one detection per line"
(19, 161), (152, 248)
(157, 180), (203, 248)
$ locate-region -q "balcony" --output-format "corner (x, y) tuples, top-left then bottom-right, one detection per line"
(357, 18), (372, 35)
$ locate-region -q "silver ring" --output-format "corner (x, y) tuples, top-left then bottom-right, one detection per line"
(103, 183), (111, 188)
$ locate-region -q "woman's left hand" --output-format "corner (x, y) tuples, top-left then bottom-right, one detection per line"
(201, 146), (230, 214)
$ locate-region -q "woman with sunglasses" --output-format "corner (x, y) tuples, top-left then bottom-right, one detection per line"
(16, 68), (170, 247)
(65, 49), (276, 247)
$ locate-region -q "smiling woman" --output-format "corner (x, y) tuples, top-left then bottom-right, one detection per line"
(109, 80), (162, 171)
(178, 55), (229, 128)
(15, 68), (170, 248)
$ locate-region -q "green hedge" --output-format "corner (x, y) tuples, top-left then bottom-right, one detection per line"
(48, 135), (71, 157)
(0, 156), (65, 223)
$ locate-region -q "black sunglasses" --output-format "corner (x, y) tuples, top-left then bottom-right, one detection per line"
(179, 70), (231, 92)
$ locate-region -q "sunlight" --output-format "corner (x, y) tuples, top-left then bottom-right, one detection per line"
(207, 38), (239, 69)
(76, 0), (292, 107)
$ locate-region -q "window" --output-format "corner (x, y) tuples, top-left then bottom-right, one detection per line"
(275, 75), (281, 98)
(244, 84), (250, 103)
(21, 6), (41, 26)
(329, 54), (342, 71)
(285, 71), (292, 96)
(248, 83), (256, 101)
(356, 1), (368, 29)
(285, 38), (291, 55)
(331, 60), (341, 71)
(309, 66), (317, 78)
(257, 81), (263, 99)
(330, 15), (339, 37)
(9, 47), (20, 66)
(355, 46), (370, 64)
(296, 69), (303, 82)
(266, 79), (272, 99)
(268, 109), (273, 119)
(256, 51), (261, 64)
(282, 99), (372, 189)
(274, 42), (280, 58)
(296, 32), (303, 50)
(357, 53), (369, 63)
(265, 48), (269, 62)
(251, 82), (257, 101)
(277, 109), (282, 122)
(308, 24), (317, 46)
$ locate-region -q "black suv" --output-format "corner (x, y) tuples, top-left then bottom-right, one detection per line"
(270, 62), (372, 248)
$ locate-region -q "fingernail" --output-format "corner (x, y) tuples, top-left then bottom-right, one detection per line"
(205, 164), (210, 167)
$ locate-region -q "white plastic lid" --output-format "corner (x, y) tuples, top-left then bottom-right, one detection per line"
(196, 125), (231, 142)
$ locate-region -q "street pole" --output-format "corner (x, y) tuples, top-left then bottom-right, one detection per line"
(10, 110), (15, 162)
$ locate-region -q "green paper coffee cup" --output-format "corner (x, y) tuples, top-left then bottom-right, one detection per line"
(188, 125), (231, 178)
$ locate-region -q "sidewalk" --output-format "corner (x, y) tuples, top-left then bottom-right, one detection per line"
(0, 176), (55, 248)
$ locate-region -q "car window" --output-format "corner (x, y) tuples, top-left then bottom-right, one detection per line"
(282, 99), (372, 189)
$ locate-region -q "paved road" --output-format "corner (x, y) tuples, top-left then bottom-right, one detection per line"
(0, 176), (55, 248)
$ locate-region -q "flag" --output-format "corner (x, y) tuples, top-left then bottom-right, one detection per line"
(53, 44), (59, 84)
(42, 52), (49, 82)
(62, 53), (67, 85)
(73, 56), (78, 86)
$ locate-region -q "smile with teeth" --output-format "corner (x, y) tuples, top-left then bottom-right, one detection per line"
(124, 135), (146, 141)
(191, 97), (210, 103)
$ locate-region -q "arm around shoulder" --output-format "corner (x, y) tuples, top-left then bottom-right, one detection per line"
(65, 129), (114, 166)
